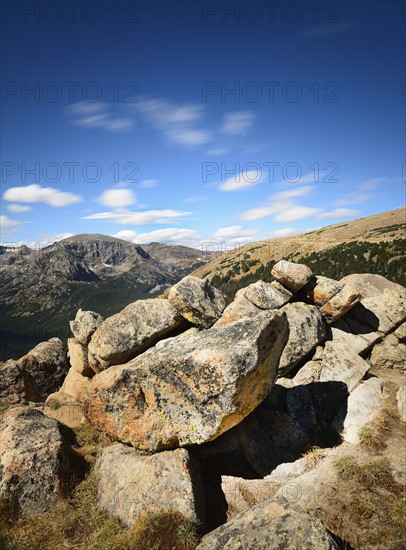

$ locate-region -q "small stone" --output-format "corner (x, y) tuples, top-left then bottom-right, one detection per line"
(69, 309), (104, 346)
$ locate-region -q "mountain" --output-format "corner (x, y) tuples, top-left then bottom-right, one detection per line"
(0, 235), (213, 360)
(192, 208), (406, 302)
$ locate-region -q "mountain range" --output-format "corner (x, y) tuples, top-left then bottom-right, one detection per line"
(0, 235), (212, 360)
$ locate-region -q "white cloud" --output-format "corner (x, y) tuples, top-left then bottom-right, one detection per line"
(317, 208), (360, 220)
(113, 227), (201, 246)
(3, 184), (81, 207)
(7, 204), (31, 213)
(335, 193), (372, 206)
(29, 232), (74, 248)
(219, 170), (263, 191)
(221, 112), (255, 135)
(139, 179), (158, 189)
(242, 201), (291, 221)
(67, 102), (134, 132)
(136, 98), (211, 146)
(359, 176), (402, 190)
(0, 215), (20, 236)
(98, 189), (136, 208)
(82, 209), (192, 226)
(275, 206), (321, 223)
(213, 225), (258, 243)
(272, 186), (313, 200)
(267, 227), (300, 238)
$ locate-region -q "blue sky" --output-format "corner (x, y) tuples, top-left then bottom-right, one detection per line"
(1, 0), (405, 250)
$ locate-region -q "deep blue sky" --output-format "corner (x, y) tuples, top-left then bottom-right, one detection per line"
(1, 0), (405, 249)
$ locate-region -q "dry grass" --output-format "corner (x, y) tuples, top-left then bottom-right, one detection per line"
(0, 472), (200, 550)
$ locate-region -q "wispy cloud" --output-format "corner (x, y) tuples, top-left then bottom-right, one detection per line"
(66, 102), (134, 132)
(219, 170), (263, 191)
(113, 228), (201, 247)
(7, 204), (32, 213)
(213, 225), (258, 243)
(275, 206), (321, 223)
(335, 193), (372, 206)
(272, 186), (313, 200)
(317, 208), (359, 220)
(267, 227), (300, 238)
(136, 98), (211, 146)
(139, 179), (158, 189)
(97, 189), (136, 208)
(0, 215), (20, 237)
(205, 148), (231, 156)
(359, 176), (402, 190)
(220, 111), (255, 135)
(183, 196), (208, 204)
(3, 184), (81, 207)
(82, 209), (192, 226)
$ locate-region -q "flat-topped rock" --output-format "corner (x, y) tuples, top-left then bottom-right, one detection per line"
(84, 311), (288, 451)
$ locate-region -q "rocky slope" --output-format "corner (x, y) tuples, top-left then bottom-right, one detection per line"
(193, 207), (406, 300)
(0, 235), (212, 360)
(0, 261), (405, 549)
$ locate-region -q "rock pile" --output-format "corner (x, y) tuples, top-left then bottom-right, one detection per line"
(1, 260), (405, 546)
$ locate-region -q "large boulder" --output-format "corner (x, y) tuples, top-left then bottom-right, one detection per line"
(271, 260), (313, 293)
(0, 339), (69, 404)
(0, 407), (75, 515)
(95, 443), (205, 526)
(196, 500), (339, 549)
(15, 338), (69, 400)
(215, 295), (261, 325)
(84, 311), (289, 451)
(318, 341), (371, 392)
(88, 298), (184, 370)
(278, 303), (327, 376)
(342, 377), (382, 443)
(60, 367), (91, 403)
(167, 275), (226, 328)
(368, 333), (406, 370)
(0, 361), (40, 404)
(67, 338), (93, 377)
(69, 309), (104, 346)
(305, 276), (343, 306)
(340, 274), (406, 334)
(320, 285), (361, 322)
(238, 280), (290, 310)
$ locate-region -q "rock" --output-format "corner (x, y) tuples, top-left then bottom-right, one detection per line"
(196, 500), (339, 549)
(318, 341), (370, 392)
(67, 338), (93, 377)
(221, 457), (309, 519)
(271, 260), (313, 293)
(44, 392), (86, 428)
(342, 377), (383, 443)
(16, 338), (69, 400)
(394, 321), (406, 342)
(60, 367), (91, 403)
(84, 311), (289, 451)
(340, 274), (406, 334)
(369, 334), (406, 370)
(0, 361), (40, 404)
(215, 295), (261, 325)
(278, 303), (327, 376)
(291, 360), (323, 386)
(269, 280), (293, 301)
(69, 308), (104, 346)
(238, 404), (310, 477)
(221, 476), (278, 519)
(167, 275), (226, 328)
(396, 386), (406, 422)
(320, 285), (361, 322)
(88, 298), (184, 369)
(305, 276), (343, 306)
(239, 280), (290, 310)
(0, 407), (75, 515)
(286, 385), (317, 431)
(95, 443), (205, 526)
(330, 315), (382, 356)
